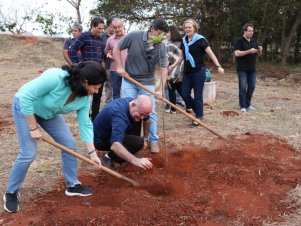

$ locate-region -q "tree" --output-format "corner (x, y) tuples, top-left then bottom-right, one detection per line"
(280, 3), (301, 65)
(35, 12), (72, 36)
(64, 0), (82, 24)
(90, 0), (301, 65)
(0, 3), (41, 35)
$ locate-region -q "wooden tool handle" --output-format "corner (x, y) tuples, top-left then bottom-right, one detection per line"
(41, 136), (139, 187)
(123, 73), (225, 140)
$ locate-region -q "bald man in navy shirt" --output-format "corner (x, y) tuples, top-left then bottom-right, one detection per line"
(93, 95), (153, 171)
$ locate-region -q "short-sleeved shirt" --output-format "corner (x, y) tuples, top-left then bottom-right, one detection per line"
(105, 34), (128, 71)
(63, 37), (82, 61)
(180, 37), (209, 73)
(93, 97), (141, 145)
(117, 30), (168, 85)
(234, 37), (260, 71)
(70, 31), (105, 63)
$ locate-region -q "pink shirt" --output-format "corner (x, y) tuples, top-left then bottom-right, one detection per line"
(105, 34), (128, 71)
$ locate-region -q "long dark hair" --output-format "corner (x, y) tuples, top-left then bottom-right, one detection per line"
(63, 61), (106, 96)
(168, 25), (182, 42)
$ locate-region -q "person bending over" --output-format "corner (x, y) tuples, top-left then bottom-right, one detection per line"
(93, 95), (153, 171)
(4, 61), (106, 213)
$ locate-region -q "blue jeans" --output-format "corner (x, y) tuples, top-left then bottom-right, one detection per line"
(110, 71), (122, 99)
(237, 70), (256, 109)
(121, 78), (159, 142)
(6, 97), (80, 193)
(181, 69), (206, 119)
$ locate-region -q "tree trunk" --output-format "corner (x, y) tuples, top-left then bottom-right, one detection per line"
(281, 5), (301, 66)
(66, 0), (82, 24)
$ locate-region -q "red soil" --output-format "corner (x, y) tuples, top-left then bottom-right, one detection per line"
(220, 110), (240, 116)
(2, 134), (301, 225)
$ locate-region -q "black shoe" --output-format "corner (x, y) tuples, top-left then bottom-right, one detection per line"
(170, 110), (176, 114)
(186, 108), (193, 114)
(190, 121), (199, 128)
(100, 154), (117, 171)
(176, 101), (186, 108)
(65, 184), (93, 197)
(3, 193), (19, 213)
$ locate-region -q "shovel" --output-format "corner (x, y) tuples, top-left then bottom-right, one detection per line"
(41, 136), (139, 187)
(123, 73), (225, 140)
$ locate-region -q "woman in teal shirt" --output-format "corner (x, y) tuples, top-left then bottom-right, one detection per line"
(3, 61), (106, 213)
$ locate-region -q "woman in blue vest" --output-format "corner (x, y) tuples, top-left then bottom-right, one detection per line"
(3, 61), (106, 213)
(169, 19), (224, 127)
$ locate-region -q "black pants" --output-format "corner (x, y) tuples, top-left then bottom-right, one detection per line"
(168, 82), (182, 111)
(94, 122), (143, 163)
(91, 85), (104, 122)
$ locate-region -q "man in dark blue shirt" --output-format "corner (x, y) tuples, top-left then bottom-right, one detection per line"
(70, 18), (106, 121)
(234, 23), (263, 112)
(93, 95), (153, 171)
(63, 23), (82, 65)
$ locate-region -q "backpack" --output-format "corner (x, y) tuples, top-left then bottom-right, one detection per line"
(205, 68), (212, 82)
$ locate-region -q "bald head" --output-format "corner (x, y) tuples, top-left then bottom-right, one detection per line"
(130, 95), (152, 121)
(135, 95), (152, 112)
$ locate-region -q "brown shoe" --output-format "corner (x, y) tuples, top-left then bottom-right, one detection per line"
(150, 141), (160, 153)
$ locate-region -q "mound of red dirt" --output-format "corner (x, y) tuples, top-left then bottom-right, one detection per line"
(2, 134), (301, 225)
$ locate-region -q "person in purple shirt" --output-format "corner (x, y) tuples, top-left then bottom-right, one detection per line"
(105, 18), (127, 99)
(70, 18), (106, 121)
(93, 95), (153, 171)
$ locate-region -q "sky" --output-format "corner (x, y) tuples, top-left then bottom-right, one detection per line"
(0, 0), (97, 37)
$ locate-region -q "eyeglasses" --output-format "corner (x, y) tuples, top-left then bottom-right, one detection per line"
(139, 111), (149, 118)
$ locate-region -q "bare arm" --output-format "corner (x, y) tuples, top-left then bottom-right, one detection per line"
(113, 45), (126, 76)
(155, 67), (168, 97)
(169, 50), (184, 70)
(111, 142), (153, 170)
(234, 48), (258, 57)
(205, 47), (224, 75)
(25, 115), (42, 139)
(84, 142), (102, 167)
(63, 49), (72, 65)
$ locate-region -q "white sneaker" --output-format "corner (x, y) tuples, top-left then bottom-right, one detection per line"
(247, 106), (256, 111)
(186, 108), (193, 113)
(150, 141), (159, 153)
(240, 108), (247, 113)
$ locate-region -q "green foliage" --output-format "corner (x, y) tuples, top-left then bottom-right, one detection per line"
(147, 33), (166, 44)
(35, 13), (73, 36)
(91, 0), (301, 65)
(35, 14), (57, 36)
